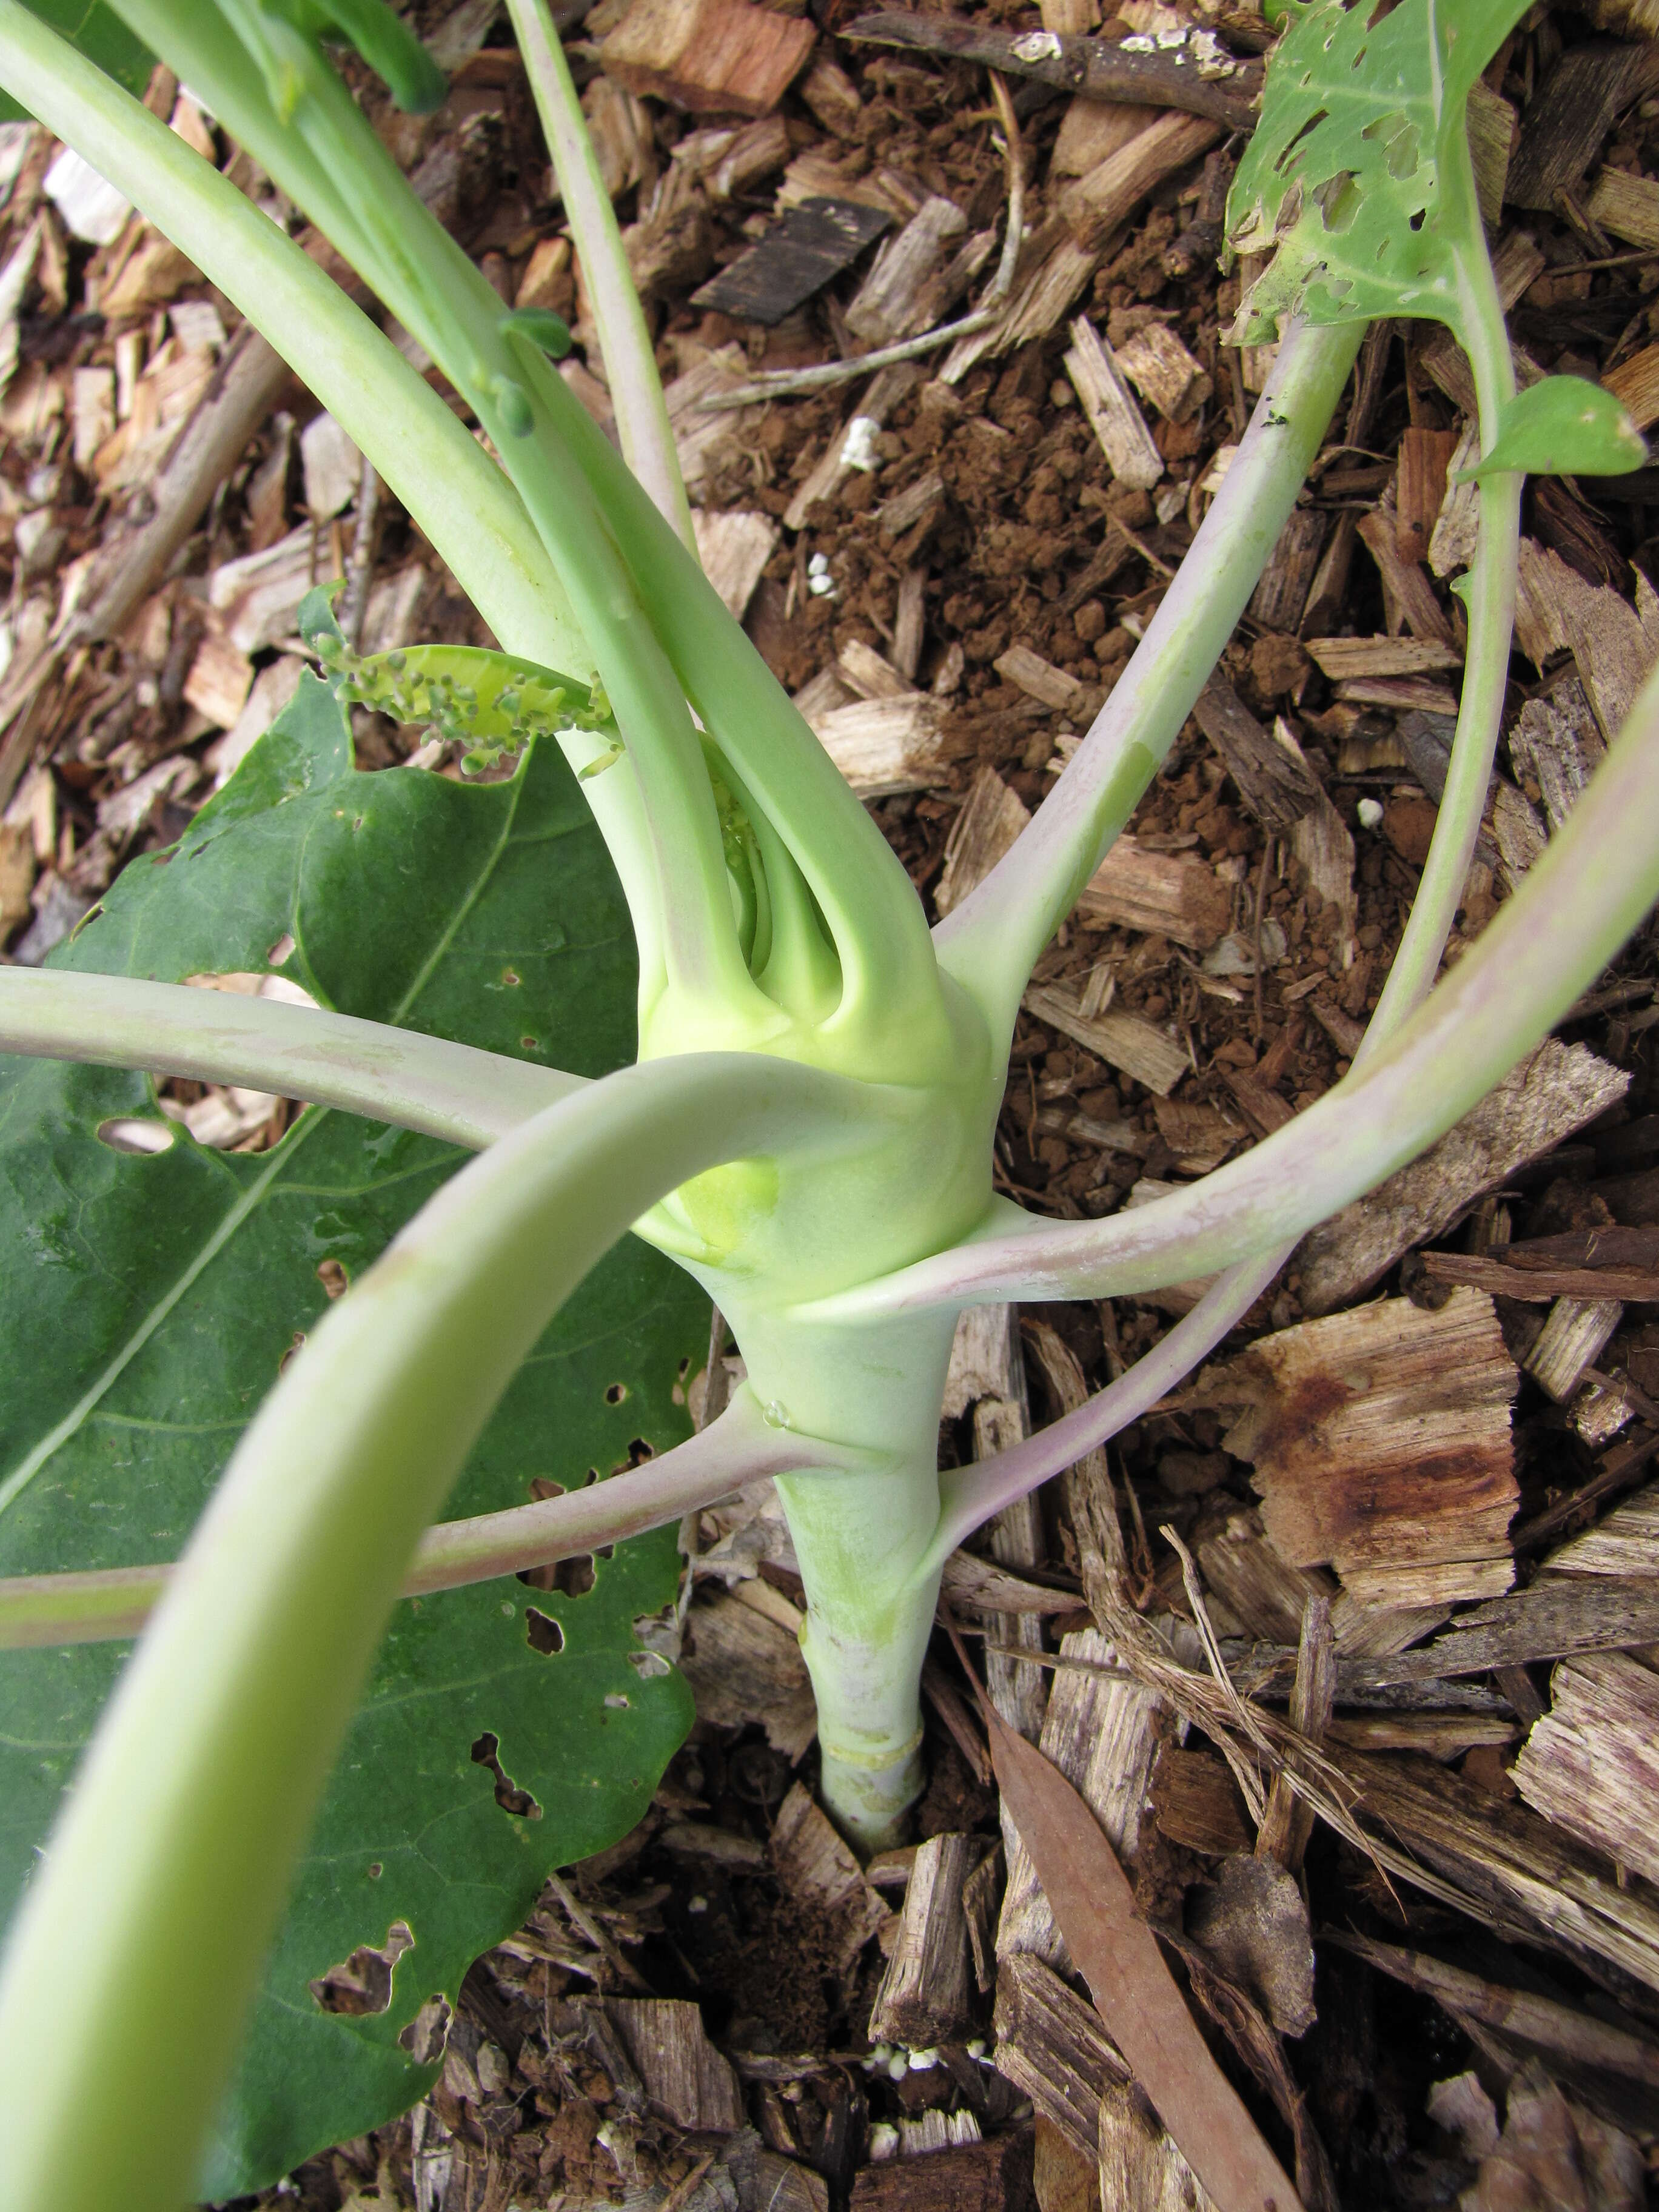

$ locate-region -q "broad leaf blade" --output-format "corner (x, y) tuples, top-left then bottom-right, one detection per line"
(0, 679), (703, 2192)
(1227, 0), (1530, 344)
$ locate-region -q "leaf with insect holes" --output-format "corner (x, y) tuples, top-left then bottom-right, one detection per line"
(1225, 0), (1532, 347)
(0, 674), (703, 2195)
(1460, 376), (1648, 481)
(0, 0), (153, 122)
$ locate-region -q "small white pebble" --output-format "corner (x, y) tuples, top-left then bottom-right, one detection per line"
(1356, 796), (1384, 829)
(688, 1894), (708, 1913)
(839, 415), (882, 472)
(908, 2046), (940, 2071)
(966, 2037), (987, 2059)
(887, 2054), (908, 2081)
(869, 2123), (900, 2162)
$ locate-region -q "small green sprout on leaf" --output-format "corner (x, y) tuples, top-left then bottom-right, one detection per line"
(1461, 377), (1647, 481)
(299, 582), (615, 775)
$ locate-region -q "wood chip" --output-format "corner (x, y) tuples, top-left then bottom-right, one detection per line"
(692, 195), (890, 324)
(1295, 1040), (1628, 1313)
(995, 642), (1090, 717)
(1022, 980), (1188, 1096)
(1115, 321), (1212, 423)
(1076, 834), (1232, 950)
(993, 1952), (1129, 2163)
(1248, 508), (1327, 636)
(1304, 635), (1461, 680)
(1194, 1504), (1337, 1649)
(1255, 1593), (1333, 1875)
(1523, 1296), (1624, 1404)
(1191, 677), (1324, 832)
(1547, 1480), (1659, 1579)
(600, 0), (816, 116)
(182, 631), (254, 729)
(1059, 110), (1223, 252)
(1522, 540), (1659, 739)
(943, 224), (1101, 381)
(773, 1780), (894, 1974)
(935, 766), (1030, 917)
(1601, 342), (1659, 434)
(1505, 40), (1658, 211)
(1064, 315), (1162, 490)
(1052, 97), (1156, 179)
(849, 2129), (1037, 2212)
(1515, 1653), (1659, 1888)
(1396, 426), (1461, 566)
(691, 507), (777, 621)
(1339, 1932), (1659, 2096)
(1098, 2082), (1219, 2212)
(806, 693), (954, 798)
(1357, 507), (1456, 645)
(846, 194), (968, 346)
(867, 1832), (978, 2046)
(1343, 1748), (1659, 1995)
(680, 1588), (817, 1759)
(1151, 1747), (1253, 1857)
(603, 1996), (744, 2130)
(209, 523), (328, 656)
(1224, 1289), (1519, 1609)
(1587, 164), (1659, 252)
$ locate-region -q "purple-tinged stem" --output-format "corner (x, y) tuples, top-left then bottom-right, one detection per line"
(0, 1390), (839, 1650)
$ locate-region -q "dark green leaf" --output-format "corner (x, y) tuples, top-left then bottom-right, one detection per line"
(0, 678), (703, 2193)
(0, 0), (153, 122)
(1461, 376), (1647, 480)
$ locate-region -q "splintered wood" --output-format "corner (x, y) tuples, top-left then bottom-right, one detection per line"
(600, 0), (817, 116)
(1514, 1654), (1659, 1886)
(867, 1832), (978, 2046)
(1295, 1041), (1629, 1313)
(935, 766), (1030, 916)
(1224, 1289), (1520, 1609)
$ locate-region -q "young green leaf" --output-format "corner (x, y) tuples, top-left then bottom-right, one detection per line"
(501, 304), (575, 359)
(0, 677), (702, 2193)
(1226, 0), (1531, 347)
(261, 0), (446, 113)
(1460, 376), (1647, 481)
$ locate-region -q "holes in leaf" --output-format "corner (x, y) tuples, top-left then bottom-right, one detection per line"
(310, 1919), (414, 2015)
(605, 1382), (628, 1406)
(521, 1036), (538, 1052)
(399, 1993), (452, 2064)
(96, 1118), (176, 1155)
(628, 1651), (671, 1680)
(317, 1258), (349, 1299)
(279, 1329), (307, 1375)
(471, 1731), (542, 1818)
(268, 931), (297, 965)
(368, 1862), (383, 1879)
(603, 1692), (630, 1709)
(501, 967), (520, 987)
(526, 1607), (565, 1655)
